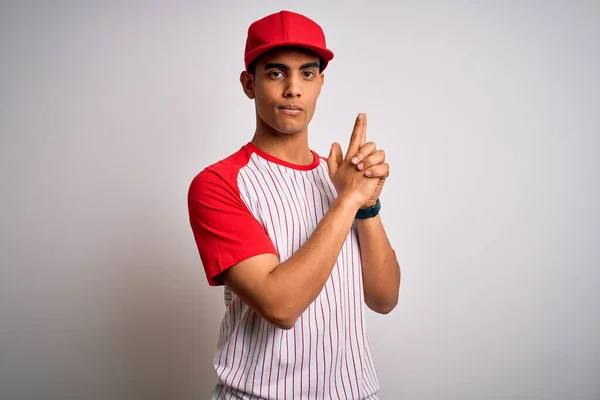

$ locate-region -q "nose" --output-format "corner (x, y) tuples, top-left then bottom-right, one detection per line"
(283, 74), (302, 98)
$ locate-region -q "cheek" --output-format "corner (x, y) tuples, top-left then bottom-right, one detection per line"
(304, 91), (321, 115)
(255, 98), (275, 123)
(254, 87), (277, 112)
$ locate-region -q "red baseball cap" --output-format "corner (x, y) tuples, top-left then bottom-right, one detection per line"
(244, 10), (335, 71)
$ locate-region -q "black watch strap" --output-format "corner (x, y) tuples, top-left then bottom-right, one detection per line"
(355, 199), (381, 219)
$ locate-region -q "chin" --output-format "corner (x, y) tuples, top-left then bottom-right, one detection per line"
(279, 128), (305, 136)
(278, 128), (304, 135)
(272, 121), (306, 136)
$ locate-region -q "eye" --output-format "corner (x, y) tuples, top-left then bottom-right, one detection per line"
(303, 70), (316, 79)
(268, 71), (285, 79)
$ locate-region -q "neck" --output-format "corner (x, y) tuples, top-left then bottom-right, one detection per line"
(250, 116), (314, 165)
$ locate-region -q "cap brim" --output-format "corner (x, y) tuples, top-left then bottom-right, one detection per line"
(245, 41), (334, 71)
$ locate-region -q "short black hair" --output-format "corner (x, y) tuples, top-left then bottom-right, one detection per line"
(247, 47), (325, 75)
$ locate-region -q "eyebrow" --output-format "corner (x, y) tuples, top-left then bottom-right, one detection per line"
(263, 61), (320, 70)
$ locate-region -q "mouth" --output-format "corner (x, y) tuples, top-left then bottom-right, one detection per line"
(279, 105), (303, 111)
(278, 105), (303, 116)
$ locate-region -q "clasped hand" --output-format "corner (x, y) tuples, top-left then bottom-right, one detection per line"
(327, 113), (389, 209)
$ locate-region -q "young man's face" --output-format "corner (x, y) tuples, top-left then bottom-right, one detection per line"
(241, 47), (324, 136)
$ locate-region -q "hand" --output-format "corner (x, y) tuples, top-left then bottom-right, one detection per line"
(327, 113), (380, 210)
(348, 114), (389, 208)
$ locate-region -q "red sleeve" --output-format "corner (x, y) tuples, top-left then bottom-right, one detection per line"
(188, 167), (278, 286)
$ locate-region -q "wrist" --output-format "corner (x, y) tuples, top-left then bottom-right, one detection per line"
(334, 192), (364, 213)
(355, 199), (381, 219)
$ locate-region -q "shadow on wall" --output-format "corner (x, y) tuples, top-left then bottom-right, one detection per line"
(115, 241), (223, 399)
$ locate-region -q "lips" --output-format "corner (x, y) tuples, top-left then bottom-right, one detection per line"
(279, 105), (303, 111)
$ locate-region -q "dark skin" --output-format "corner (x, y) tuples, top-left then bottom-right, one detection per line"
(224, 48), (400, 329)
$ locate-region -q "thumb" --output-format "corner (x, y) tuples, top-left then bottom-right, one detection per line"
(327, 143), (342, 178)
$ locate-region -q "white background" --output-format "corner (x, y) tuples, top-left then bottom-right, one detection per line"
(1, 1), (599, 399)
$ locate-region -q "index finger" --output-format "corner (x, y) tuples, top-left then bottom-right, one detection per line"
(346, 113), (365, 161)
(360, 113), (367, 146)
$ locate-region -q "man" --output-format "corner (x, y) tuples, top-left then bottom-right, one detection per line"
(188, 10), (400, 399)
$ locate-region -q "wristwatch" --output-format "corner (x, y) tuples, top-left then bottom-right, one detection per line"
(355, 199), (381, 219)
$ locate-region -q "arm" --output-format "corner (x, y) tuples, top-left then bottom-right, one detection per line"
(346, 113), (400, 313)
(222, 193), (360, 330)
(356, 215), (400, 314)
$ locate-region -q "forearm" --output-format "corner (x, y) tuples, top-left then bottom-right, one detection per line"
(265, 195), (358, 326)
(356, 214), (400, 313)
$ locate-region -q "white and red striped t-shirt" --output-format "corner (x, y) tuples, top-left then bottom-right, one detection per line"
(188, 142), (380, 399)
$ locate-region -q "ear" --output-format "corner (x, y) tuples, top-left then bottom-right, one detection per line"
(240, 70), (255, 99)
